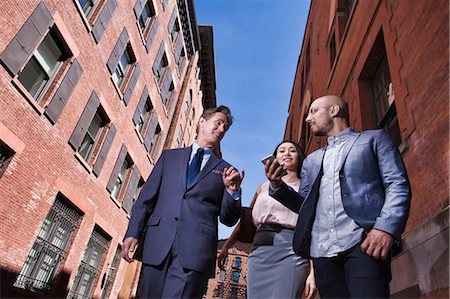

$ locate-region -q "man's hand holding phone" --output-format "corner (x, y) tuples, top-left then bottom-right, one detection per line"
(262, 155), (286, 188)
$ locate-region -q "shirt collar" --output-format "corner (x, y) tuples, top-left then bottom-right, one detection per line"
(327, 127), (352, 146)
(192, 143), (212, 155)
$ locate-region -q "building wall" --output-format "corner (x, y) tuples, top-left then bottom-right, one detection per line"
(205, 240), (251, 299)
(285, 0), (448, 298)
(0, 0), (203, 298)
(167, 52), (204, 149)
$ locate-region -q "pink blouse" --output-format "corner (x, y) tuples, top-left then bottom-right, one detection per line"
(252, 180), (300, 229)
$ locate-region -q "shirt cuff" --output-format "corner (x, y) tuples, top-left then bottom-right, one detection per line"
(268, 183), (281, 193)
(227, 188), (241, 200)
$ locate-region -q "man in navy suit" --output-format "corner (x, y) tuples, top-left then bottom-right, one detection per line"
(122, 105), (244, 298)
(266, 95), (411, 298)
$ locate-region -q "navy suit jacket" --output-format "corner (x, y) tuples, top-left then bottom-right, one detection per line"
(125, 147), (241, 276)
(270, 129), (411, 258)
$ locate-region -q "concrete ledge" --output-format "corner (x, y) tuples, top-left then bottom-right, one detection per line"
(391, 207), (449, 296)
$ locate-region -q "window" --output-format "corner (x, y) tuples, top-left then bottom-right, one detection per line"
(232, 271), (240, 284)
(168, 9), (181, 45)
(107, 29), (140, 105)
(358, 31), (401, 147)
(77, 0), (100, 19)
(69, 92), (116, 176)
(175, 125), (183, 148)
(154, 53), (168, 85)
(162, 80), (175, 108)
(112, 45), (136, 89)
(91, 0), (117, 43)
(138, 1), (156, 33)
(370, 54), (401, 146)
(149, 124), (162, 158)
(136, 100), (154, 134)
(184, 90), (192, 115)
(67, 227), (110, 299)
(218, 270), (226, 282)
(230, 286), (238, 299)
(233, 257), (241, 269)
(0, 141), (14, 178)
(14, 196), (82, 293)
(100, 246), (121, 299)
(126, 178), (144, 214)
(18, 29), (69, 102)
(78, 110), (109, 162)
(329, 33), (336, 69)
(111, 155), (133, 200)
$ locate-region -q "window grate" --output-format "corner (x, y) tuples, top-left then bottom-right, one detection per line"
(14, 197), (82, 293)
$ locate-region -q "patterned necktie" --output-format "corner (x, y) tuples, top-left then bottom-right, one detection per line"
(187, 148), (204, 186)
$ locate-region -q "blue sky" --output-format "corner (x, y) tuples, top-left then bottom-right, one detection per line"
(195, 0), (311, 239)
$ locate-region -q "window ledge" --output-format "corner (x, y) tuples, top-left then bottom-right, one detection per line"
(11, 77), (45, 115)
(110, 77), (125, 101)
(74, 152), (93, 174)
(110, 195), (122, 209)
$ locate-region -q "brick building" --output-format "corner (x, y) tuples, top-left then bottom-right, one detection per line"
(284, 0), (448, 298)
(0, 0), (215, 298)
(205, 240), (251, 299)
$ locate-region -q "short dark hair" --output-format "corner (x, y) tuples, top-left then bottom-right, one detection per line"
(196, 105), (233, 134)
(272, 140), (306, 177)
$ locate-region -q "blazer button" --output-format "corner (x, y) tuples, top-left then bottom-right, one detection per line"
(175, 217), (179, 221)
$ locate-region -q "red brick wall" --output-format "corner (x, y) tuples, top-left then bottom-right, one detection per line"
(286, 0), (448, 297)
(0, 0), (193, 297)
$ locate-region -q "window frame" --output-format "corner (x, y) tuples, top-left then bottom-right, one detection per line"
(17, 28), (71, 105)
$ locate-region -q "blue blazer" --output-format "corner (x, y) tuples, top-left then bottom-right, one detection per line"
(125, 147), (241, 276)
(270, 129), (411, 258)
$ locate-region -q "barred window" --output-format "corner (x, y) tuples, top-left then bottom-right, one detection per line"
(100, 246), (121, 299)
(67, 227), (110, 299)
(14, 196), (82, 293)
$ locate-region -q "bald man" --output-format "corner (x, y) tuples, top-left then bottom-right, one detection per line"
(266, 95), (411, 298)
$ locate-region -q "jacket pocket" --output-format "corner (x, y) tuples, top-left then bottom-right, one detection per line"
(147, 215), (161, 226)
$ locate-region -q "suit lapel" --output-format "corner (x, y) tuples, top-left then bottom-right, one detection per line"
(182, 147), (193, 189)
(186, 150), (221, 190)
(337, 130), (361, 172)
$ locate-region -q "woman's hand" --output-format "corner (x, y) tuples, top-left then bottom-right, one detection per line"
(217, 247), (229, 270)
(303, 264), (317, 299)
(264, 158), (285, 188)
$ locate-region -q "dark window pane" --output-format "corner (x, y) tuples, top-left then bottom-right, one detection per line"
(18, 30), (65, 101)
(18, 56), (49, 99)
(78, 112), (105, 161)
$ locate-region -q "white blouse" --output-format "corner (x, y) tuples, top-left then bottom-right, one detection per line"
(252, 180), (300, 229)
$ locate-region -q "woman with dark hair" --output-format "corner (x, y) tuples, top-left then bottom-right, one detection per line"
(218, 141), (316, 299)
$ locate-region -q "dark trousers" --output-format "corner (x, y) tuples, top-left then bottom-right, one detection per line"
(313, 243), (392, 298)
(137, 238), (208, 299)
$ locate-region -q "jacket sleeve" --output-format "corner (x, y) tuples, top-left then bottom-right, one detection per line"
(220, 188), (242, 227)
(124, 151), (165, 239)
(372, 130), (411, 239)
(268, 182), (305, 214)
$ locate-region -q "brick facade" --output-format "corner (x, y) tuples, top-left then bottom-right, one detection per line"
(0, 0), (214, 298)
(285, 0), (448, 298)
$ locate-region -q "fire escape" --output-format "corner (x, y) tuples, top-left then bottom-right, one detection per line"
(212, 257), (247, 299)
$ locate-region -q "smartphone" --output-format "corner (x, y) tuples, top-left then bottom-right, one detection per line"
(261, 155), (287, 175)
(261, 155), (275, 165)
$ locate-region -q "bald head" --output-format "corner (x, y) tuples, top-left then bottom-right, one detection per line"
(305, 95), (349, 136)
